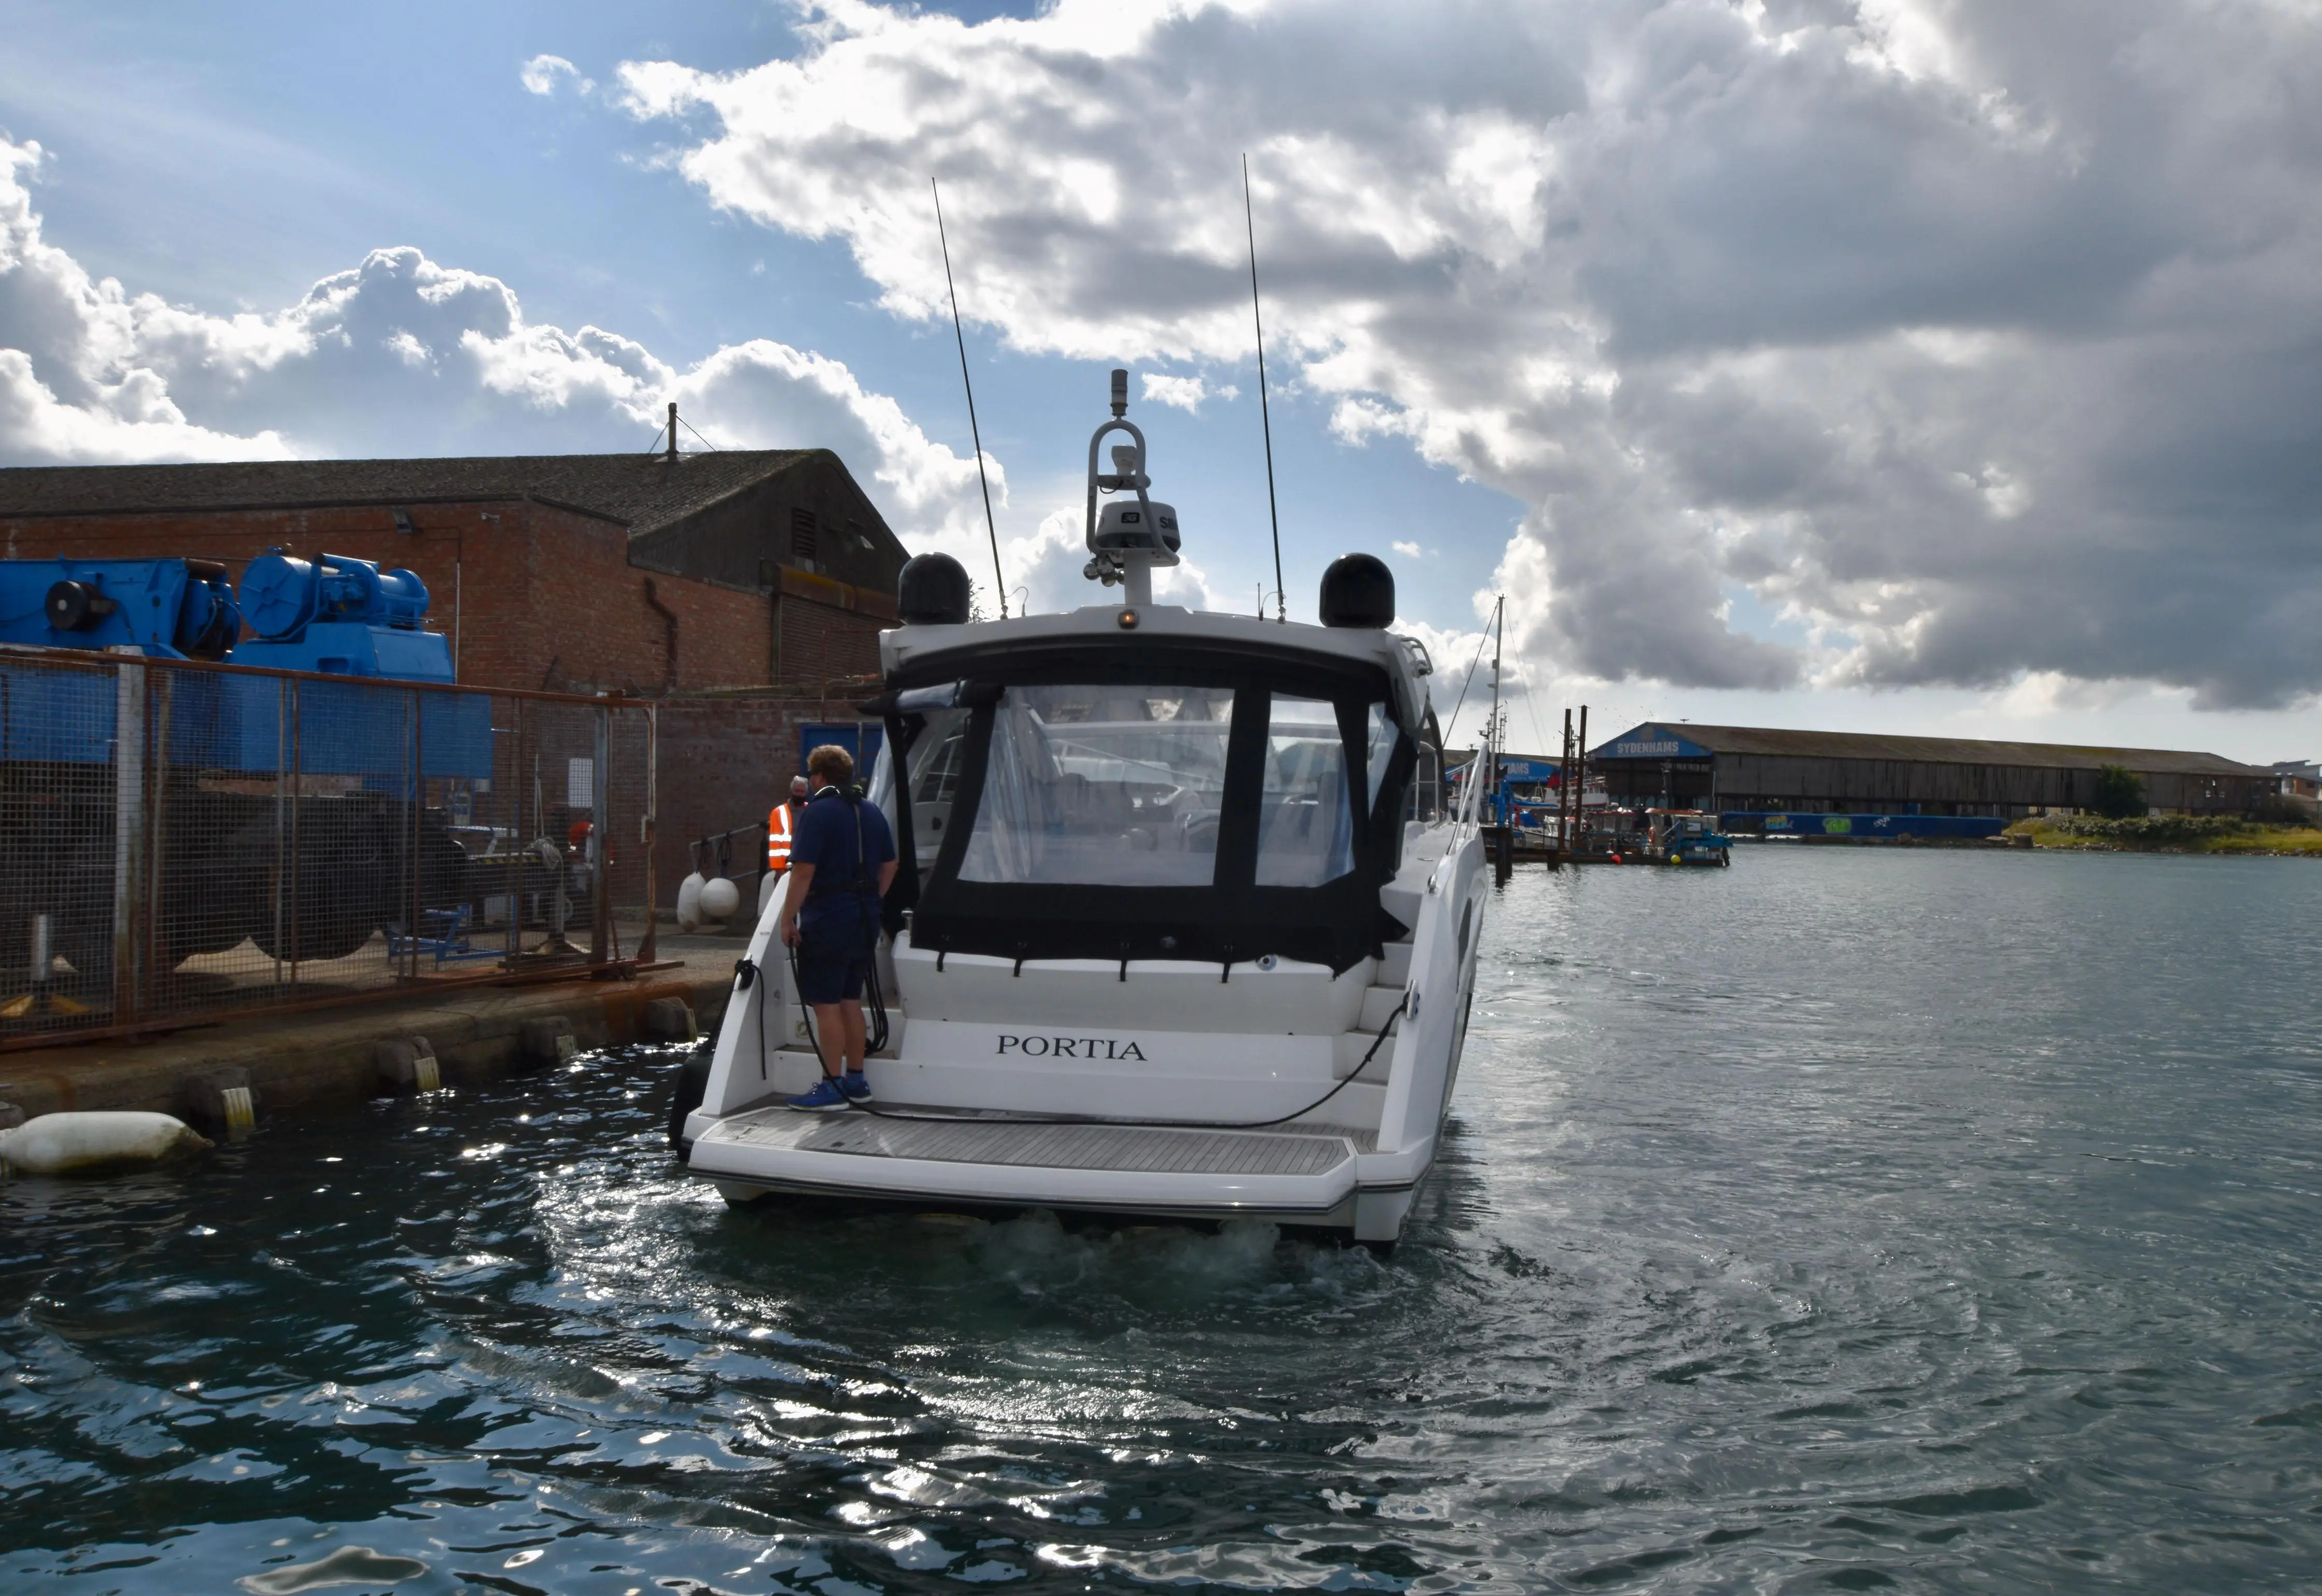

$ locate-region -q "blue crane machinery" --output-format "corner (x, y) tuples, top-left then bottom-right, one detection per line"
(1, 551), (491, 996)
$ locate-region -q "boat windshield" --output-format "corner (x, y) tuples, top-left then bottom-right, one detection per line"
(901, 653), (1414, 972)
(959, 685), (1235, 887)
(1257, 695), (1357, 886)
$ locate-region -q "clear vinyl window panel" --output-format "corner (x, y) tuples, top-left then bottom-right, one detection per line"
(1256, 695), (1357, 887)
(1365, 702), (1395, 813)
(958, 686), (1234, 887)
(910, 711), (970, 803)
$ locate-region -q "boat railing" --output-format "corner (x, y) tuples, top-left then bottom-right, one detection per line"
(1409, 739), (1445, 823)
(1451, 730), (1494, 843)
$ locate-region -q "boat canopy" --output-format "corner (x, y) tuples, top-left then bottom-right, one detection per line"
(869, 633), (1420, 973)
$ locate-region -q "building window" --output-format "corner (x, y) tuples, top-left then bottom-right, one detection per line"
(847, 519), (873, 552)
(791, 508), (817, 562)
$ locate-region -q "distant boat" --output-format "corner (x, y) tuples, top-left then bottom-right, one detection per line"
(1643, 809), (1733, 867)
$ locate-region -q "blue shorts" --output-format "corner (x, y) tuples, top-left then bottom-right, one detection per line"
(796, 921), (872, 1005)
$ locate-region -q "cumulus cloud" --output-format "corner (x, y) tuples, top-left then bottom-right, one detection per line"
(0, 140), (291, 463)
(1391, 540), (1421, 559)
(0, 134), (1001, 581)
(1140, 372), (1235, 412)
(612, 0), (2322, 709)
(519, 54), (592, 96)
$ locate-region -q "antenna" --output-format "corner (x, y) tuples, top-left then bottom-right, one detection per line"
(1486, 593), (1505, 798)
(933, 178), (1007, 619)
(1243, 155), (1284, 623)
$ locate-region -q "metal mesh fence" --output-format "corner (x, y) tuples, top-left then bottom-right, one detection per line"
(0, 648), (656, 1045)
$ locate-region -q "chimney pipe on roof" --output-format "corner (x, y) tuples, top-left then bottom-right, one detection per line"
(666, 402), (678, 463)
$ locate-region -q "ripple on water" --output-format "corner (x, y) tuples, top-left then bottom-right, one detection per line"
(5, 849), (2322, 1591)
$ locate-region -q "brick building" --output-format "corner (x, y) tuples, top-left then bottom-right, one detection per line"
(0, 448), (911, 898)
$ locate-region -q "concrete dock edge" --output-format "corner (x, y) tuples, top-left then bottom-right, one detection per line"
(0, 940), (740, 1122)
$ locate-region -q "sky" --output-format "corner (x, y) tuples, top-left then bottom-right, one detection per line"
(3, 0), (2321, 761)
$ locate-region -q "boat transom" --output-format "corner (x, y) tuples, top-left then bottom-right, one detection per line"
(710, 1112), (1358, 1176)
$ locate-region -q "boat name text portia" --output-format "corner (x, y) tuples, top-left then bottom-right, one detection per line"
(997, 1034), (1148, 1060)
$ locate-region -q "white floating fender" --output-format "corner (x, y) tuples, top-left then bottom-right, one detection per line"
(0, 1110), (213, 1176)
(699, 876), (741, 921)
(675, 871), (706, 932)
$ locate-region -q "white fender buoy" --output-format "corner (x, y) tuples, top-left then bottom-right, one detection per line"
(0, 1110), (212, 1176)
(675, 871), (706, 932)
(699, 876), (741, 921)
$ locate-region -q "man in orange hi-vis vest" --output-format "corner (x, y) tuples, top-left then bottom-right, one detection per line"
(766, 775), (809, 873)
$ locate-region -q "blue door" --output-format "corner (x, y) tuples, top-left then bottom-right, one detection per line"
(797, 722), (886, 786)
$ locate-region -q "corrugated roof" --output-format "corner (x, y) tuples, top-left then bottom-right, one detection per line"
(1592, 721), (2266, 778)
(0, 450), (818, 535)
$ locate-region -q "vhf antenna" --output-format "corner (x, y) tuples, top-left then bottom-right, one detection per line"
(1244, 155), (1285, 623)
(933, 178), (1007, 618)
(1486, 593), (1505, 794)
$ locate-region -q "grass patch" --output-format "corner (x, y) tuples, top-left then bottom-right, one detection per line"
(2004, 816), (2322, 855)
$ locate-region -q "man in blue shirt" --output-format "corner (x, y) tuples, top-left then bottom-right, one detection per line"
(780, 743), (898, 1110)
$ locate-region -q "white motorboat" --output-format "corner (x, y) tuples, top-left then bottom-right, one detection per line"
(673, 370), (1492, 1244)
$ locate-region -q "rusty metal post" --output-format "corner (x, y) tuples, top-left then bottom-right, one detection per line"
(109, 651), (146, 1021)
(1560, 707), (1574, 853)
(407, 686), (423, 980)
(531, 742), (547, 954)
(590, 700), (612, 964)
(271, 675), (286, 988)
(289, 676), (302, 992)
(509, 696), (526, 963)
(639, 702), (659, 964)
(145, 665), (175, 991)
(1576, 704), (1589, 853)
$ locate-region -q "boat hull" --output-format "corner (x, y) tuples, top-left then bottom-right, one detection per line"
(680, 793), (1489, 1243)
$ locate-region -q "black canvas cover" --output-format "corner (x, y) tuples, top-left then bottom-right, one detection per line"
(871, 633), (1417, 974)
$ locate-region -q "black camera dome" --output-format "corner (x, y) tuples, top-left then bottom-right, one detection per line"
(1319, 553), (1394, 629)
(898, 553), (973, 625)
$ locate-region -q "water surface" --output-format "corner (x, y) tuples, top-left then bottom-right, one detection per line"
(5, 847), (2320, 1591)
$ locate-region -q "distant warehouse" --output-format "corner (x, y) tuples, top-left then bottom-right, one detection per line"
(1590, 723), (2270, 819)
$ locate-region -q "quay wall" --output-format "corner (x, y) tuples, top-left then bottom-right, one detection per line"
(0, 956), (735, 1124)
